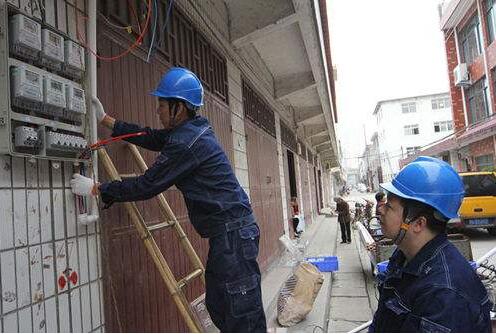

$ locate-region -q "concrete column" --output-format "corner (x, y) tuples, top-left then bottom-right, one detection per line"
(275, 114), (290, 236)
(295, 144), (305, 224)
(227, 60), (251, 197)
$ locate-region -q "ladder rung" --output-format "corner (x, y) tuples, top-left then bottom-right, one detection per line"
(120, 173), (137, 178)
(147, 221), (174, 231)
(177, 268), (203, 289)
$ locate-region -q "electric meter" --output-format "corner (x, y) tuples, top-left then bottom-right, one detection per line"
(66, 84), (86, 114)
(43, 75), (66, 112)
(9, 14), (42, 60)
(41, 29), (64, 67)
(14, 126), (39, 148)
(11, 66), (43, 110)
(64, 40), (85, 76)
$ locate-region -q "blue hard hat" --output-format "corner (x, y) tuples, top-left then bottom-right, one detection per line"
(380, 156), (464, 219)
(151, 67), (203, 108)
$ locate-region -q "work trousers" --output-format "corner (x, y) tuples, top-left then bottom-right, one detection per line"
(205, 223), (267, 332)
(339, 221), (351, 242)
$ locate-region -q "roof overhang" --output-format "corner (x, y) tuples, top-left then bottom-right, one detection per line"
(440, 0), (476, 30)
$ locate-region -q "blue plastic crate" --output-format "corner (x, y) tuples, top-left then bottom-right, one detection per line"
(376, 259), (478, 274)
(305, 256), (339, 272)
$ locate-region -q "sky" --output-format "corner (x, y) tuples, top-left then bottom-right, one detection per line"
(327, 0), (449, 169)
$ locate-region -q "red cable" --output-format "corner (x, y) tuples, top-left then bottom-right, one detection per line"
(89, 132), (148, 150)
(75, 0), (152, 61)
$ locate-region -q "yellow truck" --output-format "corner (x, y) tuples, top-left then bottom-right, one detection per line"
(456, 171), (496, 236)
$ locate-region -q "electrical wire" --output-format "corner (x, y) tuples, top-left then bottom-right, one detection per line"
(76, 0), (152, 62)
(147, 0), (174, 61)
(145, 0), (159, 62)
(79, 132), (148, 159)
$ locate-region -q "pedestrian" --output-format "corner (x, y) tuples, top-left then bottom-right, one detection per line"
(290, 196), (301, 238)
(70, 68), (267, 332)
(334, 197), (351, 244)
(369, 156), (493, 332)
(374, 191), (386, 217)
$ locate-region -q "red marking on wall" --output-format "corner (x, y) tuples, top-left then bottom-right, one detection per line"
(58, 275), (67, 290)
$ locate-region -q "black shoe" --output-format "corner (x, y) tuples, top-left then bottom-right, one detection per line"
(340, 241), (346, 244)
(347, 240), (351, 243)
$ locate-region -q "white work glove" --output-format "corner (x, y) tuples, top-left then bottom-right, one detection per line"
(70, 173), (96, 196)
(92, 97), (107, 122)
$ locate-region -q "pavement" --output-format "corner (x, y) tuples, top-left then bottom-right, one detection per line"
(261, 211), (376, 333)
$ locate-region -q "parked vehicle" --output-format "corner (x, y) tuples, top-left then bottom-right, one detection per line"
(454, 171), (496, 236)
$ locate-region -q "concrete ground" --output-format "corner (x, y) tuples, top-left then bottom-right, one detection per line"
(261, 213), (377, 333)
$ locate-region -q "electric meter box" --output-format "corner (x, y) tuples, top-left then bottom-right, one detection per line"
(9, 13), (41, 60)
(66, 83), (86, 114)
(41, 28), (64, 67)
(43, 75), (66, 111)
(10, 65), (43, 109)
(64, 40), (85, 75)
(14, 125), (39, 148)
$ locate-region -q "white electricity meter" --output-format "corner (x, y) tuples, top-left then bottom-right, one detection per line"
(41, 29), (64, 64)
(43, 75), (66, 110)
(64, 40), (85, 72)
(14, 126), (39, 148)
(9, 14), (42, 59)
(11, 66), (43, 105)
(66, 84), (86, 114)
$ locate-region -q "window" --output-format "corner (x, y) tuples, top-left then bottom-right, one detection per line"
(459, 15), (482, 64)
(404, 124), (419, 135)
(433, 120), (453, 132)
(487, 0), (496, 44)
(401, 102), (416, 113)
(475, 154), (495, 171)
(467, 78), (490, 124)
(406, 146), (421, 156)
(462, 173), (496, 196)
(431, 97), (451, 110)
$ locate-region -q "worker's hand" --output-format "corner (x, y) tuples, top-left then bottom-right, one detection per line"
(70, 174), (98, 196)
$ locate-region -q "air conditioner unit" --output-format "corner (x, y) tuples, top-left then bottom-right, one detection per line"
(453, 63), (471, 87)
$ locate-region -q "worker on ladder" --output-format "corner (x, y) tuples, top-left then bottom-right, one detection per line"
(369, 156), (492, 332)
(70, 67), (267, 332)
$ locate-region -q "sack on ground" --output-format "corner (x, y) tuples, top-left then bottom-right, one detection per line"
(277, 262), (324, 327)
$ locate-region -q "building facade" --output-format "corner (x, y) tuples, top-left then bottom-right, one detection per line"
(0, 0), (340, 332)
(373, 92), (453, 181)
(403, 0), (496, 171)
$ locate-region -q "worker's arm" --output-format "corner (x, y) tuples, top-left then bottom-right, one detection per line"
(101, 115), (168, 152)
(98, 141), (198, 205)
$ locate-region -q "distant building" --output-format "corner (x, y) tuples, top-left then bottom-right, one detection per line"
(373, 92), (454, 182)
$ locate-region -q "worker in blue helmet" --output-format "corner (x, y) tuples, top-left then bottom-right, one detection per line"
(70, 67), (267, 332)
(369, 156), (492, 332)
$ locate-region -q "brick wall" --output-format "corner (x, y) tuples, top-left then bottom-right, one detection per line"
(444, 31), (466, 131)
(469, 136), (496, 160)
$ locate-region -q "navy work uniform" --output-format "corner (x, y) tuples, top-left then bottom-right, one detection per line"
(99, 116), (267, 332)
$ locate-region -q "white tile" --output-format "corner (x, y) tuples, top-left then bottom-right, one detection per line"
(44, 297), (57, 332)
(231, 114), (245, 134)
(18, 306), (32, 332)
(16, 247), (30, 308)
(66, 238), (78, 287)
(29, 245), (43, 304)
(38, 160), (50, 188)
(1, 250), (17, 313)
(78, 236), (88, 285)
(81, 284), (91, 332)
(33, 301), (46, 333)
(235, 168), (250, 189)
(13, 190), (27, 248)
(0, 155), (12, 187)
(11, 157), (25, 188)
(27, 190), (41, 245)
(88, 235), (98, 282)
(66, 190), (77, 239)
(64, 161), (74, 187)
(55, 241), (68, 293)
(3, 312), (18, 332)
(40, 190), (52, 243)
(233, 132), (247, 153)
(234, 150), (248, 170)
(58, 292), (70, 333)
(90, 281), (102, 328)
(53, 190), (65, 240)
(26, 159), (38, 188)
(0, 189), (14, 251)
(41, 243), (56, 298)
(70, 287), (82, 332)
(51, 161), (63, 188)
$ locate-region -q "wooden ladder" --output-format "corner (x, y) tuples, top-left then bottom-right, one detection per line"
(98, 143), (205, 332)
